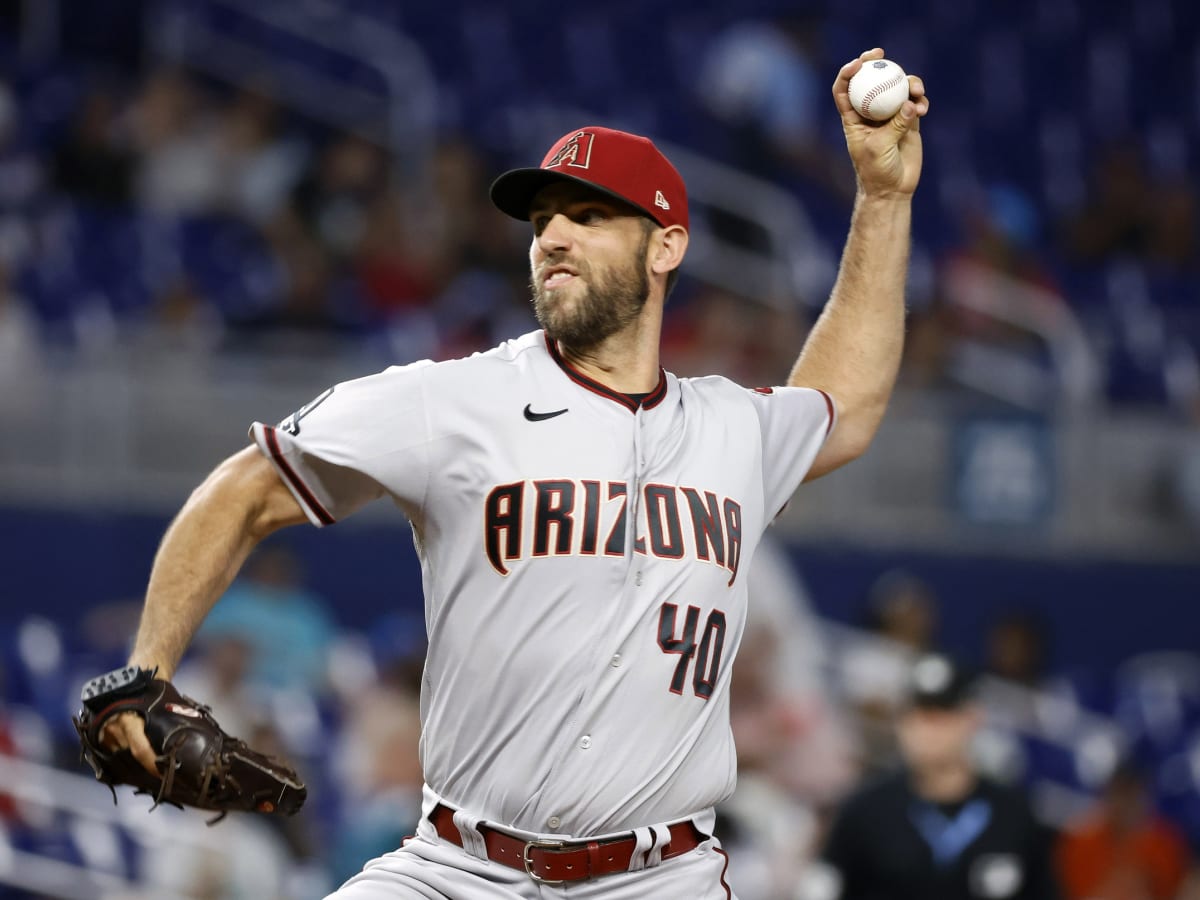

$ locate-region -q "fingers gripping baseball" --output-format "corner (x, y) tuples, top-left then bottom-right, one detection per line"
(834, 48), (930, 197)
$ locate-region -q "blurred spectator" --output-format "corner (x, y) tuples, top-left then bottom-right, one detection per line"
(662, 288), (761, 382)
(217, 87), (307, 226)
(0, 77), (43, 216)
(329, 617), (426, 887)
(1059, 140), (1197, 272)
(223, 212), (363, 345)
(329, 681), (423, 887)
(250, 230), (344, 333)
(423, 136), (499, 278)
(662, 287), (809, 387)
(810, 654), (1060, 900)
(353, 187), (441, 319)
(698, 19), (818, 148)
(420, 136), (535, 356)
(172, 629), (329, 888)
(133, 69), (225, 216)
(292, 133), (388, 260)
(696, 16), (850, 197)
(986, 611), (1051, 690)
(838, 570), (941, 769)
(865, 571), (939, 652)
(199, 544), (337, 695)
(172, 632), (260, 742)
(1056, 762), (1192, 900)
(51, 85), (135, 208)
(142, 277), (224, 352)
(975, 611), (1091, 784)
(719, 538), (858, 899)
(138, 723), (326, 899)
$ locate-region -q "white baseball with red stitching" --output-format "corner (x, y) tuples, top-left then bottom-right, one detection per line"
(848, 59), (909, 122)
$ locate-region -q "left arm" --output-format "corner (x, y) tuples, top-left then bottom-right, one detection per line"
(790, 48), (929, 480)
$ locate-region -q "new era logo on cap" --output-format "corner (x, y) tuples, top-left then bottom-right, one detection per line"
(489, 125), (689, 232)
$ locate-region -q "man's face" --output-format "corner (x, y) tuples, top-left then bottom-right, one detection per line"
(896, 704), (979, 773)
(528, 181), (653, 352)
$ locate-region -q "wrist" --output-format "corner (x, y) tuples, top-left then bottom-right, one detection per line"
(128, 656), (173, 680)
(855, 187), (915, 206)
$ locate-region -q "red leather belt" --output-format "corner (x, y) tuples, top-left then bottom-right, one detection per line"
(429, 803), (706, 884)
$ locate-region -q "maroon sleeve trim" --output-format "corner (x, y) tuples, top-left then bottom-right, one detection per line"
(816, 389), (835, 436)
(263, 426), (336, 526)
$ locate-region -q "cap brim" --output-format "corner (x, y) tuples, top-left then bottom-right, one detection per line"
(489, 167), (663, 225)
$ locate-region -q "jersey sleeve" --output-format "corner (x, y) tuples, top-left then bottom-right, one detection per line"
(747, 385), (836, 516)
(248, 361), (434, 527)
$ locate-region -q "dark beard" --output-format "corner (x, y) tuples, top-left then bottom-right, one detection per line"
(530, 232), (650, 354)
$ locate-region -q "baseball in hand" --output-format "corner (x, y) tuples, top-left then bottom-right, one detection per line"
(848, 59), (910, 121)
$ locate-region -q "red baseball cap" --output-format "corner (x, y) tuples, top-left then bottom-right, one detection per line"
(490, 126), (688, 231)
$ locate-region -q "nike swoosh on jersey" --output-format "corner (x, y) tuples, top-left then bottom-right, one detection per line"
(523, 404), (569, 422)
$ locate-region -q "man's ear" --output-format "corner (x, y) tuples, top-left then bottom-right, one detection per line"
(651, 225), (688, 276)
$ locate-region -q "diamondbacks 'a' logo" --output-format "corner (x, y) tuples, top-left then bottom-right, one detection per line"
(545, 131), (595, 170)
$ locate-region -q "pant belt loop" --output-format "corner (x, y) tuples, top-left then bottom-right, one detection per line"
(451, 808), (489, 861)
(645, 823), (672, 869)
(627, 826), (655, 872)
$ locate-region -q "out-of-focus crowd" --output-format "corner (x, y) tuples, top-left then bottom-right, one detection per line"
(0, 7), (1197, 418)
(4, 540), (1199, 898)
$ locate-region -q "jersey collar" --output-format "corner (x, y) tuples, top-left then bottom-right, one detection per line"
(544, 333), (668, 413)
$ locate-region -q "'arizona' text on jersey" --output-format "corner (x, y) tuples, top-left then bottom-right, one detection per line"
(249, 331), (834, 838)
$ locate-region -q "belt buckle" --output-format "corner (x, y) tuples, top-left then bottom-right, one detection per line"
(523, 838), (567, 885)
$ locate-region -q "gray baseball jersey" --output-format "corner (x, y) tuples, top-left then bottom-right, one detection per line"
(250, 329), (834, 838)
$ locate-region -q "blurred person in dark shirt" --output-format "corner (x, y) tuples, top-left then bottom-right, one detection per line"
(1061, 140), (1196, 271)
(810, 654), (1060, 900)
(52, 86), (136, 207)
(985, 612), (1049, 690)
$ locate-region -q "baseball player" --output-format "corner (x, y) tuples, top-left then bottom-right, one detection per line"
(99, 49), (928, 898)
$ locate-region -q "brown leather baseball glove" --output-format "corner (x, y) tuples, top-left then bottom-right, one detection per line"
(73, 666), (307, 823)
